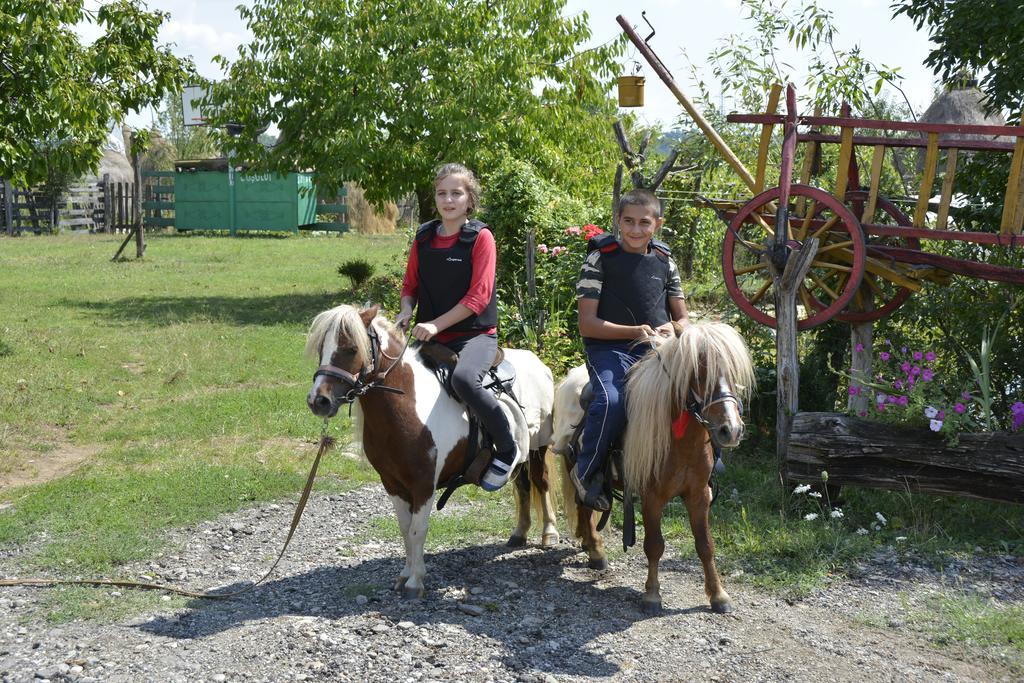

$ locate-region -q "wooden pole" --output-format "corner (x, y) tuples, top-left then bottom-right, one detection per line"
(102, 174), (111, 233)
(2, 179), (12, 236)
(768, 238), (819, 485)
(617, 14), (759, 193)
(132, 151), (145, 257)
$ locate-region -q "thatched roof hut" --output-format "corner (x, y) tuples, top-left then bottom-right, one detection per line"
(917, 84), (1010, 169)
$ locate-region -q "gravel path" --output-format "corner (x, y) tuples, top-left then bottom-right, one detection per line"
(0, 483), (1020, 682)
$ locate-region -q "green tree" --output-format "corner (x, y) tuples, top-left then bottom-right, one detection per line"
(207, 0), (623, 216)
(893, 0), (1024, 121)
(0, 0), (195, 187)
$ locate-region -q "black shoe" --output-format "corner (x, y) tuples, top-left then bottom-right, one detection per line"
(569, 467), (610, 512)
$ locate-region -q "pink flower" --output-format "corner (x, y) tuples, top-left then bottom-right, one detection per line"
(922, 368), (934, 382)
(855, 343), (864, 352)
(858, 410), (867, 417)
(564, 226), (582, 236)
(879, 351), (891, 361)
(897, 395), (909, 406)
(848, 386), (861, 396)
(537, 243), (549, 254)
(954, 402), (966, 414)
(925, 351), (936, 362)
(913, 351), (923, 361)
(938, 409), (945, 420)
(551, 246), (566, 257)
(878, 403), (887, 412)
(900, 362), (911, 373)
(893, 380), (904, 390)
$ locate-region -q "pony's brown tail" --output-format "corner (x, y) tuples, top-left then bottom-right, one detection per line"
(557, 453), (584, 541)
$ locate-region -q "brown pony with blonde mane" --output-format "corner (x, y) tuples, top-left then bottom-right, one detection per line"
(554, 321), (754, 614)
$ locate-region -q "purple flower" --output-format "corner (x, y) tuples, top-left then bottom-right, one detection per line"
(925, 351), (936, 362)
(1013, 413), (1024, 432)
(848, 386), (861, 396)
(901, 346), (907, 354)
(900, 362), (911, 373)
(922, 368), (934, 382)
(954, 402), (966, 414)
(910, 365), (921, 376)
(913, 351), (923, 361)
(888, 395), (899, 404)
(893, 380), (904, 390)
(855, 343), (864, 352)
(877, 403), (887, 412)
(858, 410), (867, 417)
(1012, 401), (1024, 415)
(880, 351), (891, 361)
(885, 339), (892, 346)
(962, 391), (972, 400)
(929, 419), (943, 432)
(938, 409), (945, 420)
(897, 396), (909, 406)
(907, 377), (916, 388)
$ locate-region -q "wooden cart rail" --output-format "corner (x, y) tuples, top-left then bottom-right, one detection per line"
(726, 108), (1024, 236)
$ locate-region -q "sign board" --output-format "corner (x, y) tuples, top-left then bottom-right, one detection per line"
(182, 84), (213, 127)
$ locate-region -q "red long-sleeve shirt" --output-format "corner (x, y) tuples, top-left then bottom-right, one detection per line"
(401, 227), (498, 343)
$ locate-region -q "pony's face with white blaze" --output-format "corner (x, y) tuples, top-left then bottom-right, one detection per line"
(305, 304), (392, 418)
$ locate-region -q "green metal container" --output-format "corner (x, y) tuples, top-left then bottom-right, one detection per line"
(174, 161), (317, 233)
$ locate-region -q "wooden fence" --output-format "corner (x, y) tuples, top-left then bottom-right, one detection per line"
(2, 175), (138, 235)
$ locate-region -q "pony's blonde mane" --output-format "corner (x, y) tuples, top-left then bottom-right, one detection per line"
(623, 322), (755, 494)
(304, 304), (379, 366)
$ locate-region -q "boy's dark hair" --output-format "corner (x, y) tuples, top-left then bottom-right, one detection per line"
(617, 188), (662, 218)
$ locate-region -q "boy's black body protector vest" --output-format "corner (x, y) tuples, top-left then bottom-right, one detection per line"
(414, 219), (498, 333)
(585, 232), (672, 344)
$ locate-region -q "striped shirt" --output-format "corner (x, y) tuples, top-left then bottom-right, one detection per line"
(576, 247), (684, 301)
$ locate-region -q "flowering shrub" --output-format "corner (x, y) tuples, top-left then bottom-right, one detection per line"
(846, 339), (1023, 439)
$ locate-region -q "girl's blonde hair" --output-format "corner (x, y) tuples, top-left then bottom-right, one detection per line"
(434, 163), (481, 215)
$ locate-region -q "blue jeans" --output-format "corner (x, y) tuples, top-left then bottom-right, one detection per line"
(576, 342), (651, 479)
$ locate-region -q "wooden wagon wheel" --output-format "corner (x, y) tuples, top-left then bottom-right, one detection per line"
(722, 184), (866, 330)
(831, 191), (920, 323)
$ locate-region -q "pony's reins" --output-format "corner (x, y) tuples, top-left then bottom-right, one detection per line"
(313, 324), (413, 406)
(0, 422), (337, 599)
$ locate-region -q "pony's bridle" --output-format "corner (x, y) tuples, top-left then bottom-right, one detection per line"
(686, 379), (744, 445)
(312, 325), (410, 406)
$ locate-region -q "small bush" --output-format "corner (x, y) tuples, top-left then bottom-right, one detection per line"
(337, 259), (376, 289)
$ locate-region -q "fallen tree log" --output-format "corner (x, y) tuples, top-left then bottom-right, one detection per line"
(786, 412), (1024, 505)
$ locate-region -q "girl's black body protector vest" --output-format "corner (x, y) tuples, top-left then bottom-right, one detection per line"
(586, 233), (672, 344)
(414, 219), (498, 333)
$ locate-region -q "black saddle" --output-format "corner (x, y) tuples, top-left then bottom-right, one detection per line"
(418, 342), (516, 402)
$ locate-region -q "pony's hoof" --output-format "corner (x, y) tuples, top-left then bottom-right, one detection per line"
(541, 532), (560, 547)
(711, 599), (734, 614)
(394, 576), (409, 591)
(401, 584), (424, 600)
(641, 599), (662, 616)
(506, 534), (527, 548)
(588, 557), (609, 571)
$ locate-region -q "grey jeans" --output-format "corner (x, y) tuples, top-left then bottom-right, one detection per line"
(442, 333), (516, 461)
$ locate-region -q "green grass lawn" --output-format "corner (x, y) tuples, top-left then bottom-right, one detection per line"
(0, 232), (1021, 661)
(0, 232), (405, 572)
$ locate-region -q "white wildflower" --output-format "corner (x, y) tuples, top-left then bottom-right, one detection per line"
(875, 512), (888, 525)
(929, 419), (943, 432)
(895, 536), (907, 543)
(808, 491), (822, 498)
(830, 509), (844, 519)
(924, 406), (938, 419)
(872, 523), (881, 531)
(793, 484), (811, 494)
(855, 527), (869, 535)
(803, 513), (819, 521)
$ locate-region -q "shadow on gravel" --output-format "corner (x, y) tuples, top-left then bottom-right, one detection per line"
(137, 542), (714, 679)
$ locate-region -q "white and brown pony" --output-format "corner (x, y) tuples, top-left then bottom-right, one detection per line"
(306, 304), (558, 598)
(553, 321), (754, 614)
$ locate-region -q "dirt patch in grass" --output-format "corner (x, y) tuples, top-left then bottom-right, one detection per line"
(0, 433), (101, 492)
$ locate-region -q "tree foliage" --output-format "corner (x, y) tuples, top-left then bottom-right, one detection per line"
(0, 0), (194, 187)
(208, 0), (624, 214)
(893, 0), (1024, 122)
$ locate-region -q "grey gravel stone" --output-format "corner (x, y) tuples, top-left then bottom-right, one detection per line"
(0, 484), (1018, 682)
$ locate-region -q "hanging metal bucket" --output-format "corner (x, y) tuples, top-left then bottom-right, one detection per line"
(617, 76), (645, 107)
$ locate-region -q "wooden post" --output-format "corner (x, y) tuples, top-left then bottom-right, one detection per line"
(848, 293), (874, 416)
(2, 179), (12, 236)
(768, 238), (819, 484)
(132, 151), (144, 257)
(102, 174), (111, 233)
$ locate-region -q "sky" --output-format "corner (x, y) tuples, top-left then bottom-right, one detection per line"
(78, 0), (942, 131)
